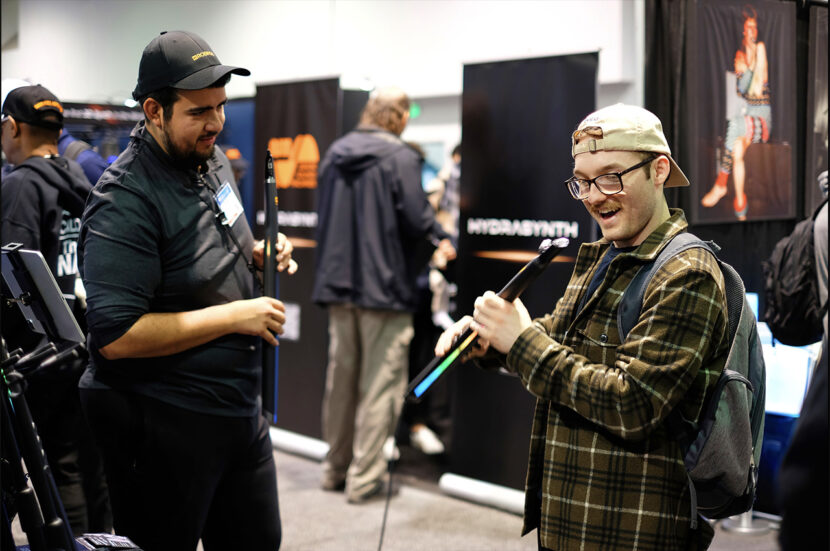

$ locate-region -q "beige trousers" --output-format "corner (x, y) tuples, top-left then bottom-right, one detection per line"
(321, 304), (413, 499)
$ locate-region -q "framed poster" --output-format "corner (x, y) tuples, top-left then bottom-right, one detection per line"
(692, 0), (797, 224)
(805, 5), (828, 212)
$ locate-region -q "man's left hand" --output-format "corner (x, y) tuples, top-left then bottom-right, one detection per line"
(253, 233), (298, 274)
(470, 291), (532, 354)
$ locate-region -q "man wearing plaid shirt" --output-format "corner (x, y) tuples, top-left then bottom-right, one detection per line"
(437, 104), (727, 550)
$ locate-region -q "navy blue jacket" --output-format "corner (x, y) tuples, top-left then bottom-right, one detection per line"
(312, 127), (447, 312)
(58, 132), (109, 187)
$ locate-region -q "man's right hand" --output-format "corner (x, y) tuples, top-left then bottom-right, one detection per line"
(434, 315), (490, 359)
(99, 297), (289, 360)
(229, 296), (286, 347)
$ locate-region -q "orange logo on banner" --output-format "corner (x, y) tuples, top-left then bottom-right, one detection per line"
(267, 134), (320, 189)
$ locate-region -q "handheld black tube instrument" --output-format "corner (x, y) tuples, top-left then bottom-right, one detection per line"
(262, 150), (279, 420)
(405, 236), (570, 403)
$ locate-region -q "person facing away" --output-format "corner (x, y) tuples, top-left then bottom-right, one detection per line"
(78, 30), (296, 551)
(777, 170), (828, 551)
(312, 86), (456, 503)
(1, 83), (113, 535)
(57, 130), (110, 187)
(436, 104), (729, 550)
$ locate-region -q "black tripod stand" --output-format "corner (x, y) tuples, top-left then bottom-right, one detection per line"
(1, 339), (81, 551)
(1, 244), (140, 550)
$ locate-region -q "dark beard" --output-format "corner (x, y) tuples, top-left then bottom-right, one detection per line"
(161, 128), (215, 170)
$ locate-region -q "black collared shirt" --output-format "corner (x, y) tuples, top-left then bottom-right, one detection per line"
(79, 121), (260, 417)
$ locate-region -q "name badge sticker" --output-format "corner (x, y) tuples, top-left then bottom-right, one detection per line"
(214, 181), (244, 227)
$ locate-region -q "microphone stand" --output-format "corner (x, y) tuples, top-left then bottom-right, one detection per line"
(261, 150), (280, 421)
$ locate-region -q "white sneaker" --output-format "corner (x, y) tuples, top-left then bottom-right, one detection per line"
(383, 436), (400, 461)
(410, 426), (445, 455)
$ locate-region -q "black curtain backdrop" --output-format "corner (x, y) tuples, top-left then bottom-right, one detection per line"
(450, 53), (597, 490)
(253, 79), (367, 435)
(647, 0), (827, 515)
(646, 0), (821, 310)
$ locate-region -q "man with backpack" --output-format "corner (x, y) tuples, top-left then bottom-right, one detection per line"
(436, 104), (760, 550)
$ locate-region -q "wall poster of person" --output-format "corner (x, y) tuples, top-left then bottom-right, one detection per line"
(693, 0), (797, 224)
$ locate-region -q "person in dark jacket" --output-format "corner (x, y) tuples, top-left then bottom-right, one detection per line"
(78, 31), (295, 551)
(313, 86), (455, 503)
(777, 171), (828, 551)
(1, 84), (112, 535)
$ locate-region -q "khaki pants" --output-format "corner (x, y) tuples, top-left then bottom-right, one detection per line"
(321, 304), (413, 500)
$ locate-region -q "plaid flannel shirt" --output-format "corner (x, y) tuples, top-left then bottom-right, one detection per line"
(505, 209), (728, 551)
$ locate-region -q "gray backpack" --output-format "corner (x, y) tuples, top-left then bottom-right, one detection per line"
(618, 232), (766, 527)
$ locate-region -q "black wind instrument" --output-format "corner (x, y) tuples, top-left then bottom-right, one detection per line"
(262, 150), (279, 419)
(405, 237), (570, 403)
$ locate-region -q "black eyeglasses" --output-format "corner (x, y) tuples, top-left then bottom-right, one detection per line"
(565, 155), (657, 200)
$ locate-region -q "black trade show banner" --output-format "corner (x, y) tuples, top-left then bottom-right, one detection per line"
(450, 53), (597, 490)
(254, 79), (367, 434)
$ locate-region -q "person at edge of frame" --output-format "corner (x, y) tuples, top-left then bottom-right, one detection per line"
(1, 83), (113, 536)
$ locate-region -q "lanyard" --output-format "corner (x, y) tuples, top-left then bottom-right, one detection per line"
(197, 173), (263, 292)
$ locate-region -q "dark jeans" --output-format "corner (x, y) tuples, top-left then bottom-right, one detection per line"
(80, 389), (281, 551)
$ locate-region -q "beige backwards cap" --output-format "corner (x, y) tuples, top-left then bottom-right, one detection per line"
(571, 103), (690, 188)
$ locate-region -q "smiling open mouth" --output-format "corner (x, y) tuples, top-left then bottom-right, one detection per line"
(599, 209), (619, 220)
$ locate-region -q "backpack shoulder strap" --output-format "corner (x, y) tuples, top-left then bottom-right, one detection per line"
(618, 232), (718, 340)
(62, 139), (92, 161)
(717, 258), (749, 342)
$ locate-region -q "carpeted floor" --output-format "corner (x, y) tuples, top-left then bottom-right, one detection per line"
(11, 443), (783, 550)
(273, 446), (782, 551)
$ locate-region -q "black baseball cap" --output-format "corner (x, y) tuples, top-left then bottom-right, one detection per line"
(132, 31), (250, 100)
(1, 84), (64, 130)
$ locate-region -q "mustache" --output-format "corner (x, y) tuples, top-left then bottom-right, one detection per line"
(590, 203), (621, 212)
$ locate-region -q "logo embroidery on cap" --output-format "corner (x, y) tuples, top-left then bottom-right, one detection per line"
(33, 100), (63, 113)
(580, 126), (604, 137)
(573, 126), (604, 142)
(191, 50), (216, 61)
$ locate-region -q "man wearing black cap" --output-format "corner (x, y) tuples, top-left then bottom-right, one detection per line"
(1, 84), (113, 535)
(78, 31), (295, 551)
